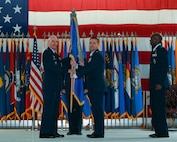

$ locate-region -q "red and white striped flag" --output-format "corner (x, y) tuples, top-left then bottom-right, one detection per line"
(29, 34), (43, 119)
(28, 0), (177, 92)
(28, 0), (177, 38)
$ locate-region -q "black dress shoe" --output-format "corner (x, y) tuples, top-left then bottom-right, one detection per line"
(156, 134), (169, 138)
(67, 132), (82, 135)
(55, 133), (64, 138)
(149, 133), (169, 138)
(149, 134), (157, 138)
(39, 134), (55, 138)
(87, 134), (104, 138)
(67, 132), (74, 135)
(76, 132), (82, 135)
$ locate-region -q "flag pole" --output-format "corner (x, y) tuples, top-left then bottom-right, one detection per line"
(70, 9), (84, 113)
(69, 10), (75, 114)
(31, 25), (37, 130)
(40, 32), (46, 77)
(69, 54), (75, 113)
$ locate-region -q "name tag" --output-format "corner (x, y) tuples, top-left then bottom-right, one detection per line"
(88, 57), (92, 63)
(152, 53), (157, 57)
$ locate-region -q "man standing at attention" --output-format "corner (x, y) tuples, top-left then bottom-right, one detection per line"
(70, 36), (106, 138)
(149, 33), (169, 138)
(39, 35), (64, 138)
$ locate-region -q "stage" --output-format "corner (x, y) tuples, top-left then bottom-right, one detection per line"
(0, 128), (177, 142)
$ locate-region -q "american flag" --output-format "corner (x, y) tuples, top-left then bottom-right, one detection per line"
(28, 0), (177, 37)
(0, 0), (28, 36)
(1, 0), (177, 117)
(1, 0), (177, 37)
(29, 35), (43, 119)
(27, 0), (177, 92)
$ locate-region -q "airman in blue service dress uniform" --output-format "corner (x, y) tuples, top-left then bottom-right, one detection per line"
(149, 33), (169, 138)
(62, 56), (83, 135)
(39, 35), (64, 138)
(70, 37), (106, 138)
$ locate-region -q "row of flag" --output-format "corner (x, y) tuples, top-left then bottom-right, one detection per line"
(0, 36), (42, 121)
(1, 34), (177, 121)
(102, 37), (143, 119)
(0, 0), (176, 123)
(164, 37), (177, 86)
(1, 0), (176, 95)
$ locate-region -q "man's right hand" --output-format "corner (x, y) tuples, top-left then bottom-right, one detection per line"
(78, 59), (84, 66)
(70, 59), (77, 67)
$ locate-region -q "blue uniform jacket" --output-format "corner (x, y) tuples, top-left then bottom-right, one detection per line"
(149, 45), (168, 89)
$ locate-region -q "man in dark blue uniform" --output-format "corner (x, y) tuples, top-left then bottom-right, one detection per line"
(62, 56), (83, 135)
(70, 36), (106, 138)
(149, 33), (169, 138)
(39, 35), (64, 138)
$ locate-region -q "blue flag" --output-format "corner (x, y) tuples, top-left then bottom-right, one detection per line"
(101, 38), (107, 116)
(82, 39), (91, 118)
(21, 40), (31, 119)
(70, 10), (84, 107)
(122, 39), (131, 116)
(101, 39), (105, 60)
(61, 39), (69, 120)
(5, 40), (12, 118)
(104, 40), (111, 115)
(118, 41), (126, 118)
(131, 40), (143, 118)
(83, 95), (91, 118)
(105, 40), (115, 115)
(170, 40), (175, 84)
(112, 40), (119, 118)
(110, 41), (115, 113)
(19, 40), (26, 118)
(0, 44), (6, 120)
(64, 40), (68, 58)
(130, 40), (136, 117)
(82, 39), (87, 59)
(15, 41), (21, 120)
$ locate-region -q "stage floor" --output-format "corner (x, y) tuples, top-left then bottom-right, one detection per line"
(0, 128), (177, 142)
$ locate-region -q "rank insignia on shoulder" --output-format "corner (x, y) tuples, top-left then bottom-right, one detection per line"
(153, 58), (156, 64)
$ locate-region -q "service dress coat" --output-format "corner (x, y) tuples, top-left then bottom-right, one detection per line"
(40, 47), (63, 135)
(149, 44), (169, 135)
(76, 49), (106, 136)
